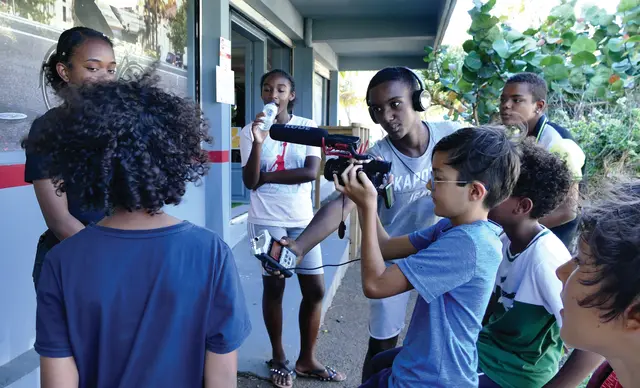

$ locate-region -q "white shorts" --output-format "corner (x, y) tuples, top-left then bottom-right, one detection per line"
(368, 291), (412, 340)
(248, 222), (324, 276)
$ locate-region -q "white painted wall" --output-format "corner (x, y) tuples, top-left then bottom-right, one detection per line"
(0, 186), (42, 366)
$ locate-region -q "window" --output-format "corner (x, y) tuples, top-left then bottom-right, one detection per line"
(0, 0), (192, 152)
(267, 38), (290, 72)
(313, 72), (329, 126)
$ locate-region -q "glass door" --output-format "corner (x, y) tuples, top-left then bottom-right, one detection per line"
(228, 11), (292, 211)
(230, 29), (253, 205)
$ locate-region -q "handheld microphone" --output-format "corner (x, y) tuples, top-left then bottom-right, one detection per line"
(269, 124), (360, 148)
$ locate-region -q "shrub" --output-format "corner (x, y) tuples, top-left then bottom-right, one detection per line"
(551, 106), (640, 182)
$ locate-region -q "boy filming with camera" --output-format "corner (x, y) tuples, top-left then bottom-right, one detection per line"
(337, 126), (520, 387)
(281, 67), (461, 380)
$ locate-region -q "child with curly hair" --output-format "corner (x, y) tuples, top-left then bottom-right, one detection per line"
(556, 179), (640, 388)
(478, 140), (602, 387)
(26, 75), (251, 387)
(500, 73), (586, 252)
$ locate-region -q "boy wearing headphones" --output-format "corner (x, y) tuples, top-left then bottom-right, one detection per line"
(282, 67), (461, 381)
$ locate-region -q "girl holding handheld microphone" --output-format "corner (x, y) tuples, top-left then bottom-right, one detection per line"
(240, 69), (346, 387)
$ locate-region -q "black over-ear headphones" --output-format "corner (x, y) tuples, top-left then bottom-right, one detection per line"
(366, 67), (431, 124)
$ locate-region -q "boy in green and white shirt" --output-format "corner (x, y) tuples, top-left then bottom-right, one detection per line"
(477, 140), (597, 387)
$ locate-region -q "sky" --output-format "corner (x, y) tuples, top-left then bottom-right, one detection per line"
(443, 0), (622, 46)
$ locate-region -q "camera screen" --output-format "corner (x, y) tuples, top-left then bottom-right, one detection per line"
(385, 182), (394, 204)
(269, 241), (282, 262)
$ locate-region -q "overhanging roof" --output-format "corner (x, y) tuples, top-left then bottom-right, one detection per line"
(235, 0), (456, 71)
(294, 0), (456, 71)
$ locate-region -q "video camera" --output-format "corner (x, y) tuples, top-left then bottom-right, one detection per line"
(270, 124), (394, 209)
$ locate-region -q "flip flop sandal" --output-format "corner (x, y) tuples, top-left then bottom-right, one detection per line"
(295, 366), (346, 382)
(266, 359), (296, 388)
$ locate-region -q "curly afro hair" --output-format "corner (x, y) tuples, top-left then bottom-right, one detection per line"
(512, 139), (572, 219)
(578, 179), (640, 322)
(23, 71), (211, 213)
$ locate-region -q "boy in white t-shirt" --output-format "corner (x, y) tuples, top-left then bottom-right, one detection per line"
(477, 140), (600, 387)
(240, 69), (345, 387)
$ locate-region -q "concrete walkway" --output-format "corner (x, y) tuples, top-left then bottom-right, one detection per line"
(233, 218), (351, 378)
(237, 261), (416, 387)
(233, 180), (356, 378)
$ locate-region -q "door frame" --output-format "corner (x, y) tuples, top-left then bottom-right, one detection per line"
(229, 11), (292, 205)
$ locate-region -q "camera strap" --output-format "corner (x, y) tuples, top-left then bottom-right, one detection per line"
(339, 194), (346, 239)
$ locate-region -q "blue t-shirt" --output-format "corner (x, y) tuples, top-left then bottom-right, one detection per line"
(390, 219), (503, 388)
(35, 221), (252, 387)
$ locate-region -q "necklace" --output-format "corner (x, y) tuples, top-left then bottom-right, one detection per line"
(385, 122), (432, 185)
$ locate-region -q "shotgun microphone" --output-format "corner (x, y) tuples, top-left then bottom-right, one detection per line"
(267, 123), (394, 211)
(269, 124), (361, 148)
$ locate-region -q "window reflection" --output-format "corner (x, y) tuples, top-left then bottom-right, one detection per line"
(0, 0), (189, 151)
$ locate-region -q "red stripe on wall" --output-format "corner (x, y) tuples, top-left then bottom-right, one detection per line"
(208, 150), (230, 163)
(0, 164), (28, 189)
(0, 150), (231, 189)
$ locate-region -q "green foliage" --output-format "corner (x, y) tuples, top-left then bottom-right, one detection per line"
(421, 45), (470, 121)
(422, 0), (640, 179)
(423, 0), (640, 125)
(552, 106), (640, 180)
(167, 1), (187, 55)
(339, 71), (365, 124)
(14, 0), (55, 24)
(144, 48), (160, 60)
(143, 0), (174, 56)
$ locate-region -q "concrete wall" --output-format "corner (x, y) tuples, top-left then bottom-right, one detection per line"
(0, 185), (41, 368)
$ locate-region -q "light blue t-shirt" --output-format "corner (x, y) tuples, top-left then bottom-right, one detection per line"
(391, 219), (503, 388)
